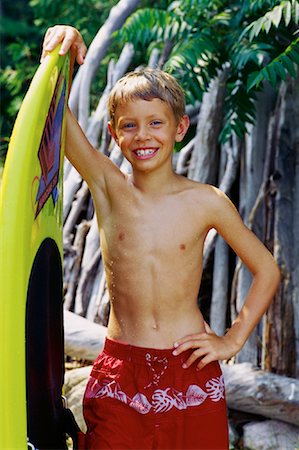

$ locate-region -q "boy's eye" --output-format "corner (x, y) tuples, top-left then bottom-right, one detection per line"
(151, 120), (162, 126)
(123, 123), (135, 129)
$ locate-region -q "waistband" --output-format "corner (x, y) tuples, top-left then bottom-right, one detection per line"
(103, 337), (196, 366)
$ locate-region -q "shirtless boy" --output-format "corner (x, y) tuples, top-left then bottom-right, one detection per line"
(42, 26), (280, 450)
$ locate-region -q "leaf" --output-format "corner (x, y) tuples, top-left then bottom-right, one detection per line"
(293, 0), (299, 23)
(283, 1), (292, 26)
(281, 54), (296, 77)
(250, 17), (264, 40)
(274, 60), (288, 80)
(247, 71), (264, 91)
(263, 16), (272, 33)
(269, 4), (283, 28)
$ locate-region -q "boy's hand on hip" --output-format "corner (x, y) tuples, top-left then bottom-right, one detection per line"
(172, 322), (240, 370)
(40, 25), (87, 65)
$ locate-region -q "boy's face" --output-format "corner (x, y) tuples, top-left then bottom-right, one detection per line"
(108, 98), (189, 173)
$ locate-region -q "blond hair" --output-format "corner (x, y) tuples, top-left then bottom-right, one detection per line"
(108, 68), (185, 127)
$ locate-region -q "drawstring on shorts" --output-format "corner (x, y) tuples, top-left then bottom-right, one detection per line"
(144, 353), (169, 389)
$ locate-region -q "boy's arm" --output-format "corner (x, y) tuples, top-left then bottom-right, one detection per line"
(41, 25), (121, 192)
(65, 107), (117, 191)
(173, 187), (280, 369)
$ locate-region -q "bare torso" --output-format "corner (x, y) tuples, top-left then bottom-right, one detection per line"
(92, 173), (212, 348)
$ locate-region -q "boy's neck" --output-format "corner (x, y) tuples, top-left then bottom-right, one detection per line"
(130, 166), (179, 195)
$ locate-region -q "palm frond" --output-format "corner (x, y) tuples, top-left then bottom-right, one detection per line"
(231, 40), (273, 70)
(116, 8), (190, 49)
(247, 36), (299, 90)
(220, 77), (257, 143)
(245, 1), (299, 41)
(164, 35), (220, 102)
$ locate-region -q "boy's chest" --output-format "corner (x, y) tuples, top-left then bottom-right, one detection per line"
(104, 196), (208, 255)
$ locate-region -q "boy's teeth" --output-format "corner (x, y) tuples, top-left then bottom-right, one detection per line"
(136, 149), (155, 156)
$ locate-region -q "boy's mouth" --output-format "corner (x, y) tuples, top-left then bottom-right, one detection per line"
(133, 148), (159, 160)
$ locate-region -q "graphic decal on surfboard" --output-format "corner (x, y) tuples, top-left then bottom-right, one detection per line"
(35, 73), (66, 218)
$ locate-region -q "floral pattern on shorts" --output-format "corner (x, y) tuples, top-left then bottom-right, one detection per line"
(88, 374), (225, 415)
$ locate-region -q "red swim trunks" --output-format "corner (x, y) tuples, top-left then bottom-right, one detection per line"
(83, 338), (229, 449)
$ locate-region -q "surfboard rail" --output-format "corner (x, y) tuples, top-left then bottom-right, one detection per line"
(0, 46), (71, 449)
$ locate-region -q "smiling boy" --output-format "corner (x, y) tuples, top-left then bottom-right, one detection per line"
(42, 26), (280, 449)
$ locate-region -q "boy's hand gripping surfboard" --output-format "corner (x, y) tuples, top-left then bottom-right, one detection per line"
(0, 46), (71, 449)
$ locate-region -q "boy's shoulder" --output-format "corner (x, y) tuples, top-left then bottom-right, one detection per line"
(179, 177), (227, 205)
(177, 177), (234, 227)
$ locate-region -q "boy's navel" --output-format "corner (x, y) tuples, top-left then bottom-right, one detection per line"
(180, 243), (186, 251)
(118, 231), (125, 241)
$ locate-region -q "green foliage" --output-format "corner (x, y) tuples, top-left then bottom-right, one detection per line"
(247, 36), (299, 90)
(1, 0), (298, 163)
(246, 0), (299, 39)
(0, 0), (170, 164)
(116, 0), (299, 143)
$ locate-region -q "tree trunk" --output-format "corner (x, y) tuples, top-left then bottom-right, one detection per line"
(75, 0), (141, 130)
(235, 85), (276, 365)
(222, 362), (299, 426)
(264, 78), (298, 377)
(292, 75), (299, 378)
(187, 69), (228, 184)
(86, 42), (135, 149)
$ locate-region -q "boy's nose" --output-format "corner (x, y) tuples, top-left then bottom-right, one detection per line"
(135, 126), (150, 141)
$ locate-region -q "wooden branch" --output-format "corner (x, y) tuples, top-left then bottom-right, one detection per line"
(176, 137), (195, 175)
(188, 68), (229, 184)
(148, 48), (160, 68)
(63, 167), (83, 221)
(64, 221), (91, 311)
(77, 0), (141, 130)
(74, 215), (100, 315)
(210, 236), (229, 335)
(75, 248), (101, 316)
(221, 362), (299, 426)
(63, 182), (90, 246)
(203, 136), (241, 268)
(86, 43), (135, 148)
(86, 260), (106, 322)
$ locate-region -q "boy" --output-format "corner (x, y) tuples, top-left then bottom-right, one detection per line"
(42, 26), (280, 449)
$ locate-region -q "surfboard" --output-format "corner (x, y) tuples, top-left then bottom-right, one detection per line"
(0, 46), (71, 449)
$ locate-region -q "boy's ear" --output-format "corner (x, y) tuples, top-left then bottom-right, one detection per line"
(108, 122), (119, 144)
(175, 114), (190, 142)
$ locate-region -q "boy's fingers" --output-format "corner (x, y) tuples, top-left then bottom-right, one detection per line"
(182, 348), (206, 368)
(174, 333), (204, 347)
(196, 354), (214, 371)
(58, 27), (79, 54)
(173, 335), (207, 354)
(40, 26), (86, 65)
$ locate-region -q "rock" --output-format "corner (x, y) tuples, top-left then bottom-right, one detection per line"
(228, 421), (239, 447)
(64, 366), (92, 433)
(243, 419), (299, 450)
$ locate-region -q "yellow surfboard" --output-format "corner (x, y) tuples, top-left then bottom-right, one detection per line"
(0, 46), (71, 449)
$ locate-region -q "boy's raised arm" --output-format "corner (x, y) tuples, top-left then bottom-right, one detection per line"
(65, 108), (115, 190)
(41, 25), (120, 191)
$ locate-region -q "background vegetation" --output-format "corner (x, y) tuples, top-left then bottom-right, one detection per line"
(0, 0), (169, 164)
